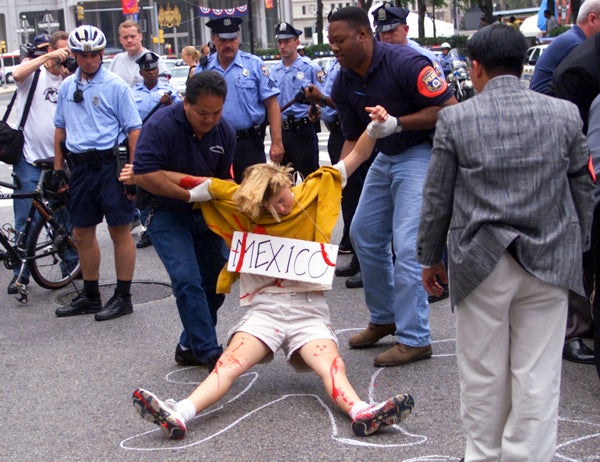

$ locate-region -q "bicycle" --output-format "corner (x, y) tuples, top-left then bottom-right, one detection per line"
(0, 158), (80, 303)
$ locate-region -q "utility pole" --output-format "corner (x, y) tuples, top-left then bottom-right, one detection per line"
(316, 0), (323, 44)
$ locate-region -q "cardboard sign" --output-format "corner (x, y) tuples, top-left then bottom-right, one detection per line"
(227, 231), (338, 284)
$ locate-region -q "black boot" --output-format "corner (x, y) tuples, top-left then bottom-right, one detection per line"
(335, 255), (360, 277)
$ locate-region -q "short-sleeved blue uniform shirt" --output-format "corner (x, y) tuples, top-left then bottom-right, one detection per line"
(201, 51), (280, 130)
(270, 55), (326, 119)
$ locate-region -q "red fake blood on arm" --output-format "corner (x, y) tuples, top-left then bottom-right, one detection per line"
(179, 176), (203, 189)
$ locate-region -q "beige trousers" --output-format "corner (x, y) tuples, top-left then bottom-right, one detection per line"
(456, 251), (568, 462)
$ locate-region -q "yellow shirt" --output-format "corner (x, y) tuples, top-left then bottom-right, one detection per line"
(197, 166), (343, 297)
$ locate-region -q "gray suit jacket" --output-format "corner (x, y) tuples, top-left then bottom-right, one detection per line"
(417, 75), (594, 306)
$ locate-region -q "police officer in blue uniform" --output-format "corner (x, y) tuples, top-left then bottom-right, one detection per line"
(133, 51), (181, 122)
(270, 22), (326, 179)
(372, 4), (445, 79)
(199, 16), (283, 183)
(53, 26), (142, 321)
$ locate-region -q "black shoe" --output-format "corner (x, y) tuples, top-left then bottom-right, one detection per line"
(7, 275), (29, 294)
(338, 242), (353, 254)
(136, 233), (152, 249)
(563, 337), (595, 364)
(428, 286), (449, 304)
(335, 259), (360, 277)
(55, 293), (102, 317)
(175, 344), (221, 370)
(94, 294), (133, 321)
(345, 274), (363, 289)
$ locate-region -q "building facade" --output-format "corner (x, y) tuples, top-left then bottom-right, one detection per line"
(1, 0), (293, 57)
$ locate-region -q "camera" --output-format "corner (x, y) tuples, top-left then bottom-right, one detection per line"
(21, 42), (47, 59)
(62, 57), (78, 73)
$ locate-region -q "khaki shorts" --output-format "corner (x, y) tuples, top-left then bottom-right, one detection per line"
(227, 291), (338, 371)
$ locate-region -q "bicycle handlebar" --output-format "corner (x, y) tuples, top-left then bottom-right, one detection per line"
(0, 173), (21, 191)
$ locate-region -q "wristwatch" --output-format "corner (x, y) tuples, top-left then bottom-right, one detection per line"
(395, 117), (403, 133)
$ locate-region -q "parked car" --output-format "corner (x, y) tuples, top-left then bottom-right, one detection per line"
(521, 44), (549, 88)
(261, 58), (280, 73)
(0, 51), (22, 84)
(313, 56), (336, 73)
(168, 65), (189, 97)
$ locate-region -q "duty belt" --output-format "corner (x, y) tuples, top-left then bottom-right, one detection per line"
(236, 125), (266, 140)
(324, 120), (341, 132)
(66, 148), (115, 167)
(282, 117), (311, 131)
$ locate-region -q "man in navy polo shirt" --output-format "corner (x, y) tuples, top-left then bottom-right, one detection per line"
(133, 72), (235, 369)
(329, 7), (456, 367)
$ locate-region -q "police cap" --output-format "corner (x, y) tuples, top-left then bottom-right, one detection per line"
(274, 22), (302, 39)
(206, 17), (242, 39)
(372, 5), (410, 33)
(136, 51), (160, 70)
(33, 33), (51, 48)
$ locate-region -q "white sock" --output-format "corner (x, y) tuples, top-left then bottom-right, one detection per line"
(175, 399), (196, 422)
(349, 401), (370, 420)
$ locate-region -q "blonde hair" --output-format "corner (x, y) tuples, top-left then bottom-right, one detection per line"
(233, 163), (294, 222)
(182, 45), (200, 62)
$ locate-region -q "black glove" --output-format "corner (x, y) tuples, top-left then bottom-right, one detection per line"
(44, 170), (69, 194)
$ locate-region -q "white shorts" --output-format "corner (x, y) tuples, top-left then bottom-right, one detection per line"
(227, 291), (338, 371)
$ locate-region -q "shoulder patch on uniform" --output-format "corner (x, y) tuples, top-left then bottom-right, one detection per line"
(261, 65), (270, 77)
(316, 69), (326, 83)
(416, 66), (447, 97)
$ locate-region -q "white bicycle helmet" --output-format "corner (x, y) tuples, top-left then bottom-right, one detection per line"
(68, 26), (106, 52)
(440, 42), (451, 49)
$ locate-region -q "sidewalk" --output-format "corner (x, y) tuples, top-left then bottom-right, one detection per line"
(0, 83), (15, 94)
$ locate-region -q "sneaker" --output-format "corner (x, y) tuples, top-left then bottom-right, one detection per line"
(351, 394), (414, 437)
(132, 388), (187, 440)
(55, 293), (102, 317)
(94, 294), (133, 321)
(7, 275), (29, 295)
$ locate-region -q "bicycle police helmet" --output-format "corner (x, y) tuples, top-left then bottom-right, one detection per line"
(440, 42), (451, 49)
(68, 26), (106, 53)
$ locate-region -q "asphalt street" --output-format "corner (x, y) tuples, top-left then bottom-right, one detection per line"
(0, 84), (599, 461)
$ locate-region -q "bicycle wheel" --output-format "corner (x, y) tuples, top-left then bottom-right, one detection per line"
(27, 209), (81, 289)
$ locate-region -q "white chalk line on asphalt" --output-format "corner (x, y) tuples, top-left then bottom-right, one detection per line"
(120, 332), (600, 459)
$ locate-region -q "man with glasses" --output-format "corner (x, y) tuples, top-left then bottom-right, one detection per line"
(53, 25), (142, 321)
(108, 20), (169, 88)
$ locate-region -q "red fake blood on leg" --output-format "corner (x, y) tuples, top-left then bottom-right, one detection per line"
(329, 356), (354, 406)
(330, 357), (342, 401)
